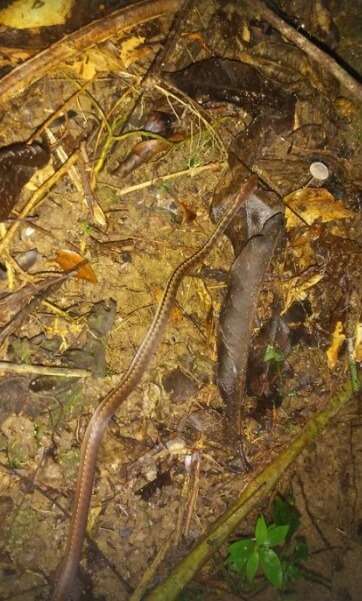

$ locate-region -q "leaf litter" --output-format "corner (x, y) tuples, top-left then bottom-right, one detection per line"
(0, 1), (361, 600)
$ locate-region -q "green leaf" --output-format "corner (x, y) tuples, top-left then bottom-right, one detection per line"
(284, 562), (301, 583)
(267, 524), (289, 546)
(272, 496), (300, 538)
(260, 547), (284, 589)
(246, 547), (260, 583)
(227, 539), (254, 571)
(292, 537), (309, 562)
(264, 344), (284, 363)
(255, 515), (268, 545)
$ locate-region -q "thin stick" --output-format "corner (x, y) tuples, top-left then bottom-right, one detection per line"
(0, 362), (91, 378)
(100, 161), (226, 197)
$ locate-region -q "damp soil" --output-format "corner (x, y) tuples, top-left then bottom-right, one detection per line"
(0, 1), (361, 601)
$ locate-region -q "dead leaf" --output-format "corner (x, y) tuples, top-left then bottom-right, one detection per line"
(283, 273), (323, 313)
(335, 97), (356, 121)
(55, 250), (97, 283)
(91, 202), (107, 229)
(354, 323), (362, 363)
(326, 321), (346, 369)
(181, 31), (210, 52)
(116, 138), (171, 178)
(284, 188), (354, 229)
(0, 48), (33, 67)
(87, 504), (102, 534)
(119, 36), (146, 68)
(66, 47), (122, 80)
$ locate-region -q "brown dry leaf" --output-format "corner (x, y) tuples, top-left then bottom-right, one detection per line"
(181, 31), (209, 52)
(354, 323), (362, 363)
(284, 188), (354, 229)
(283, 273), (323, 313)
(119, 36), (146, 68)
(326, 321), (346, 369)
(55, 249), (97, 283)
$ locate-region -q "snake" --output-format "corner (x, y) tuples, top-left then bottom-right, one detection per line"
(52, 175), (258, 601)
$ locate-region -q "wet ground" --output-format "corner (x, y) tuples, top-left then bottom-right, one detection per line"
(0, 1), (361, 600)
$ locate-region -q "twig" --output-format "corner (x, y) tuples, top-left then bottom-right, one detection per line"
(100, 161), (226, 196)
(0, 0), (182, 106)
(129, 535), (175, 601)
(145, 374), (359, 601)
(243, 0), (362, 102)
(0, 361), (91, 378)
(79, 141), (107, 226)
(151, 81), (227, 157)
(184, 452), (201, 537)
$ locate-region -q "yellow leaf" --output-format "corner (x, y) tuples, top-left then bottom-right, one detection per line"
(326, 321), (346, 370)
(283, 273), (323, 313)
(87, 504), (102, 534)
(0, 0), (74, 28)
(119, 36), (145, 67)
(354, 323), (362, 363)
(284, 188), (354, 229)
(66, 47), (122, 80)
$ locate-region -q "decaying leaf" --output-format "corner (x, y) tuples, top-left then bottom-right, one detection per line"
(283, 273), (323, 314)
(68, 46), (123, 80)
(87, 504), (102, 534)
(354, 323), (362, 363)
(116, 139), (171, 178)
(326, 321), (346, 370)
(119, 36), (147, 67)
(55, 250), (97, 283)
(113, 111), (175, 177)
(284, 188), (354, 229)
(0, 48), (33, 68)
(181, 31), (210, 52)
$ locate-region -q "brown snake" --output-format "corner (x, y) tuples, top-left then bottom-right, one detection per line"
(52, 176), (257, 600)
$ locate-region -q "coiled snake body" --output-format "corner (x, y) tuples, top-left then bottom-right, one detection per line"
(52, 176), (257, 600)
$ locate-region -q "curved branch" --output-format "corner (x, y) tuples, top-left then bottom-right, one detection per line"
(0, 0), (181, 106)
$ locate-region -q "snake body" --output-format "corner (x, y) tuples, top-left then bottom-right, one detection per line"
(52, 176), (257, 601)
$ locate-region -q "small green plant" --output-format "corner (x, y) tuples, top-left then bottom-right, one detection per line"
(79, 220), (93, 235)
(226, 496), (308, 592)
(264, 344), (284, 363)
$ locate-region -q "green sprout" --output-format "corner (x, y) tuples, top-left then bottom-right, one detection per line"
(226, 496), (309, 592)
